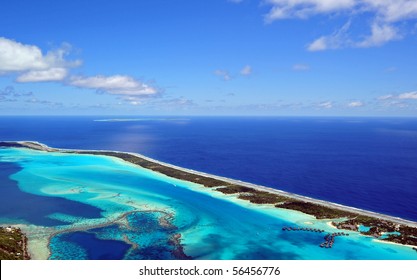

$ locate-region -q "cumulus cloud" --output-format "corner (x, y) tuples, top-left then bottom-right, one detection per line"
(376, 91), (417, 109)
(308, 20), (401, 50)
(16, 68), (68, 82)
(214, 69), (232, 81)
(0, 37), (80, 82)
(264, 0), (417, 22)
(240, 65), (252, 76)
(264, 0), (355, 22)
(348, 101), (364, 107)
(264, 0), (417, 50)
(317, 101), (333, 108)
(69, 75), (158, 96)
(356, 22), (401, 48)
(398, 91), (417, 100)
(0, 37), (162, 106)
(365, 0), (417, 23)
(378, 91), (417, 100)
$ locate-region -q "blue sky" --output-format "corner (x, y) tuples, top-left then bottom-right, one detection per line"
(1, 0), (417, 116)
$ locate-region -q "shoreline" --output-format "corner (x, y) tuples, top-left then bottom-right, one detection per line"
(124, 152), (417, 227)
(1, 140), (417, 252)
(373, 238), (417, 250)
(8, 140), (416, 227)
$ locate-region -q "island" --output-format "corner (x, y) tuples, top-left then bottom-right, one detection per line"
(0, 226), (30, 260)
(1, 140), (417, 259)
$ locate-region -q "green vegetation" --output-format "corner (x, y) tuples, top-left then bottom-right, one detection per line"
(335, 217), (396, 234)
(353, 215), (381, 226)
(384, 226), (417, 246)
(216, 185), (289, 204)
(237, 192), (287, 204)
(216, 185), (255, 194)
(332, 218), (417, 246)
(0, 227), (29, 260)
(276, 201), (356, 219)
(3, 141), (417, 250)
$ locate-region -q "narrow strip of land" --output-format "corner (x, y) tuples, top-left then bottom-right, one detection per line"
(1, 140), (417, 248)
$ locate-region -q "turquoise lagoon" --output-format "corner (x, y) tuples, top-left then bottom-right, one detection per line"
(0, 147), (416, 260)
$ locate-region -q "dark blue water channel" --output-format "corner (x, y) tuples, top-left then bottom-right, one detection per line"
(0, 161), (103, 226)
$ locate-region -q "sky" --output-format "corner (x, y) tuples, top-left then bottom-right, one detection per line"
(1, 0), (417, 116)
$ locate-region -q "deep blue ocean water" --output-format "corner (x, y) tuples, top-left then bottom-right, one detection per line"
(50, 231), (131, 260)
(1, 116), (417, 221)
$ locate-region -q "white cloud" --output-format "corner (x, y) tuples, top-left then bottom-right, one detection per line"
(318, 101), (333, 108)
(264, 0), (356, 22)
(377, 94), (394, 100)
(69, 75), (158, 96)
(348, 101), (364, 107)
(0, 37), (80, 82)
(364, 0), (417, 23)
(16, 68), (68, 82)
(292, 63), (310, 71)
(264, 0), (417, 49)
(0, 37), (161, 104)
(307, 37), (328, 51)
(240, 65), (252, 76)
(356, 22), (401, 48)
(122, 96), (144, 106)
(0, 37), (47, 72)
(376, 91), (417, 110)
(398, 91), (417, 100)
(265, 0), (417, 22)
(214, 69), (232, 81)
(308, 20), (401, 51)
(307, 21), (351, 51)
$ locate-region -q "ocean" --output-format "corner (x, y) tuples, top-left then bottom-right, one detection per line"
(1, 116), (417, 260)
(1, 116), (416, 221)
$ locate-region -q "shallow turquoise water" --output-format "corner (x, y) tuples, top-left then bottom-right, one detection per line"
(0, 147), (416, 260)
(380, 232), (401, 239)
(359, 225), (371, 233)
